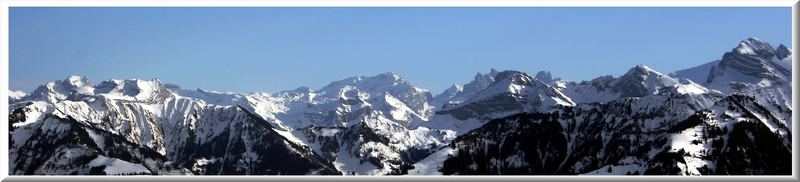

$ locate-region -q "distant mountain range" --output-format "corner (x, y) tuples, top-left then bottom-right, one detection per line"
(8, 37), (792, 175)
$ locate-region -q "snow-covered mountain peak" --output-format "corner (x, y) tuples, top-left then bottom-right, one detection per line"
(628, 64), (659, 76)
(313, 72), (433, 119)
(8, 90), (27, 103)
(92, 78), (168, 102)
(449, 84), (463, 92)
(431, 84), (464, 110)
(436, 84), (463, 99)
(734, 37), (776, 58)
(458, 70), (532, 101)
(318, 72), (422, 97)
(619, 64), (675, 85)
(62, 75), (94, 94)
(440, 70), (574, 117)
(492, 70), (530, 82)
(611, 64), (679, 97)
(66, 75), (92, 88)
(9, 90), (27, 98)
(25, 75), (95, 103)
(704, 38), (792, 94)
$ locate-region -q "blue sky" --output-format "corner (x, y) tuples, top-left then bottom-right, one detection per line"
(10, 7), (791, 94)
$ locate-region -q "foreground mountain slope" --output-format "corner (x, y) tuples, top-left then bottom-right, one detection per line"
(417, 92), (789, 175)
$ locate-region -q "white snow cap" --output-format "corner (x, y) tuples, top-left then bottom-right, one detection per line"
(734, 37), (774, 56)
(9, 90), (27, 99)
(631, 64), (656, 73)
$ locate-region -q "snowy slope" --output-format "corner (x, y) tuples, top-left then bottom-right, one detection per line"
(670, 60), (720, 84)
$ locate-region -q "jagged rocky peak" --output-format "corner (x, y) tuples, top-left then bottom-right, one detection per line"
(431, 84), (464, 109)
(535, 71), (554, 83)
(469, 70), (572, 107)
(733, 37), (776, 59)
(445, 84), (463, 93)
(431, 69), (502, 110)
(775, 44), (792, 60)
(463, 69), (500, 93)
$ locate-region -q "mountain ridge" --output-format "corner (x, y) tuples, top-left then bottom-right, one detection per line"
(8, 37), (792, 175)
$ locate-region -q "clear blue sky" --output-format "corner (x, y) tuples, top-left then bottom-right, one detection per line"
(10, 7), (791, 94)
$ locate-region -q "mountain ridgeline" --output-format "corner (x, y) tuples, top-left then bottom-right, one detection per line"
(8, 38), (793, 175)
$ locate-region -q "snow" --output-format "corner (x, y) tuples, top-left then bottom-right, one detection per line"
(88, 155), (152, 175)
(85, 128), (106, 149)
(770, 56), (792, 72)
(421, 114), (485, 137)
(332, 147), (386, 175)
(67, 75), (95, 95)
(670, 60), (721, 84)
(668, 124), (712, 175)
(562, 82), (621, 104)
(734, 38), (773, 56)
(319, 128), (340, 137)
(192, 158), (219, 173)
(9, 90), (27, 100)
(624, 65), (680, 95)
(274, 129), (308, 147)
(674, 79), (708, 95)
(408, 147), (458, 175)
(12, 101), (52, 127)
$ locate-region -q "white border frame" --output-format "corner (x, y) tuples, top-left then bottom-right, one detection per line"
(0, 0), (796, 7)
(0, 0), (797, 181)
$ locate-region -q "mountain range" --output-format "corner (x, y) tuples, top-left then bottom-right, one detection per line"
(7, 37), (793, 175)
